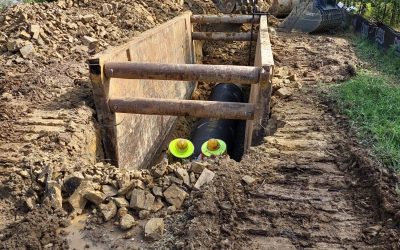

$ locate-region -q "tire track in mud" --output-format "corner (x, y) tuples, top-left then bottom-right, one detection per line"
(243, 89), (378, 249)
(238, 32), (399, 249)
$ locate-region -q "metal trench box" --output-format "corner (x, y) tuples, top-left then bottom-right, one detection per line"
(89, 12), (274, 170)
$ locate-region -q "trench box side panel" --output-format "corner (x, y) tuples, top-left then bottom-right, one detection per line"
(245, 15), (274, 150)
(90, 12), (195, 169)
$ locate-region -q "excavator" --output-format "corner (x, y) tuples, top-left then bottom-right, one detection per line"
(211, 0), (345, 33)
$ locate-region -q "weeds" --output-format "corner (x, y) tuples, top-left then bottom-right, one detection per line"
(331, 36), (400, 170)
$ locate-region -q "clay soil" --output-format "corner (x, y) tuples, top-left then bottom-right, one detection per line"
(1, 0), (400, 249)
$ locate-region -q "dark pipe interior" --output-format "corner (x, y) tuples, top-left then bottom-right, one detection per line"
(190, 83), (246, 161)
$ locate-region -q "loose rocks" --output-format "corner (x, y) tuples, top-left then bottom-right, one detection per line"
(145, 218), (164, 241)
(83, 190), (107, 205)
(112, 197), (129, 208)
(120, 214), (136, 230)
(99, 201), (117, 221)
(194, 168), (215, 190)
(242, 175), (256, 185)
(163, 184), (187, 209)
(130, 189), (155, 210)
(175, 167), (190, 186)
(276, 87), (293, 99)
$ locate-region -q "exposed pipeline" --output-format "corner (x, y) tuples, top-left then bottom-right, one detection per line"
(191, 83), (246, 161)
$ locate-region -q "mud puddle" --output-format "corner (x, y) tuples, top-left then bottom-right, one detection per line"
(64, 215), (104, 250)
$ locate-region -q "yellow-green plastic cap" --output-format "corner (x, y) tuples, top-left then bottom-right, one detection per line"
(168, 138), (194, 159)
(201, 139), (227, 157)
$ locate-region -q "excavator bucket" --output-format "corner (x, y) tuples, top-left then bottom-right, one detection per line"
(280, 0), (344, 32)
(212, 0), (344, 33)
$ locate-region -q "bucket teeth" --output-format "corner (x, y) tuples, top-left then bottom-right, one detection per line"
(236, 0), (260, 14)
(213, 0), (261, 14)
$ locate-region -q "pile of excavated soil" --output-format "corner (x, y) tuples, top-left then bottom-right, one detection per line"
(0, 0), (188, 247)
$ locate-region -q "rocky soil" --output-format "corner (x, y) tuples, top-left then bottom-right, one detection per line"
(0, 0), (399, 249)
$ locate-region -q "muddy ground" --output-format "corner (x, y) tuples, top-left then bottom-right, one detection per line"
(0, 0), (400, 249)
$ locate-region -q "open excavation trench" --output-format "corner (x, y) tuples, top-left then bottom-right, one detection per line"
(62, 24), (400, 249)
(166, 38), (256, 163)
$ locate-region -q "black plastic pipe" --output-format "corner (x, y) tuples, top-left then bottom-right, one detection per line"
(191, 83), (246, 161)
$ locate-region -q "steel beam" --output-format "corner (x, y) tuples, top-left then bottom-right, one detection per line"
(190, 15), (260, 24)
(192, 32), (258, 41)
(104, 62), (261, 84)
(109, 98), (255, 120)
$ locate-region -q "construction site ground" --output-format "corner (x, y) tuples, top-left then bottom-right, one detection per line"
(0, 0), (399, 249)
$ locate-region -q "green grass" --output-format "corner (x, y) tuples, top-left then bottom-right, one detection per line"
(330, 36), (400, 170)
(352, 36), (400, 77)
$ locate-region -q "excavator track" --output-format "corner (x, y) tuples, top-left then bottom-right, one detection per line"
(212, 0), (262, 14)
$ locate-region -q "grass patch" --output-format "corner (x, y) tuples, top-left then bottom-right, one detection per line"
(330, 36), (400, 170)
(352, 36), (400, 77)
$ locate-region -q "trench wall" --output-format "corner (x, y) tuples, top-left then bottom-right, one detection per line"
(90, 12), (195, 169)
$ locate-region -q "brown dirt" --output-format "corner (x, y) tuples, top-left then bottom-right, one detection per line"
(0, 0), (399, 249)
(0, 0), (186, 248)
(153, 31), (400, 249)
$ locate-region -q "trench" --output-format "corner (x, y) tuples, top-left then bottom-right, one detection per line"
(157, 23), (257, 164)
(63, 21), (259, 248)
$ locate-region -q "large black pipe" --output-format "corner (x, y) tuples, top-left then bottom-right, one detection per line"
(191, 83), (246, 161)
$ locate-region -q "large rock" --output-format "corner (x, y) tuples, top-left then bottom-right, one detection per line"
(20, 43), (35, 58)
(151, 198), (164, 212)
(139, 210), (150, 219)
(68, 181), (92, 214)
(151, 161), (167, 177)
(29, 24), (41, 40)
(112, 197), (129, 208)
(151, 186), (163, 197)
(19, 31), (31, 40)
(102, 3), (113, 15)
(190, 161), (208, 174)
(120, 214), (136, 230)
(145, 218), (164, 240)
(83, 190), (107, 205)
(7, 39), (23, 52)
(194, 168), (215, 190)
(242, 175), (256, 185)
(163, 184), (187, 209)
(81, 14), (95, 23)
(99, 201), (117, 221)
(129, 189), (155, 210)
(62, 172), (84, 196)
(276, 87), (292, 99)
(43, 181), (63, 209)
(81, 36), (98, 50)
(175, 168), (190, 186)
(118, 179), (139, 195)
(102, 185), (118, 197)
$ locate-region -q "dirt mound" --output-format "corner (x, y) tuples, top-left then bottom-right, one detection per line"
(0, 0), (186, 247)
(0, 0), (183, 63)
(1, 206), (69, 249)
